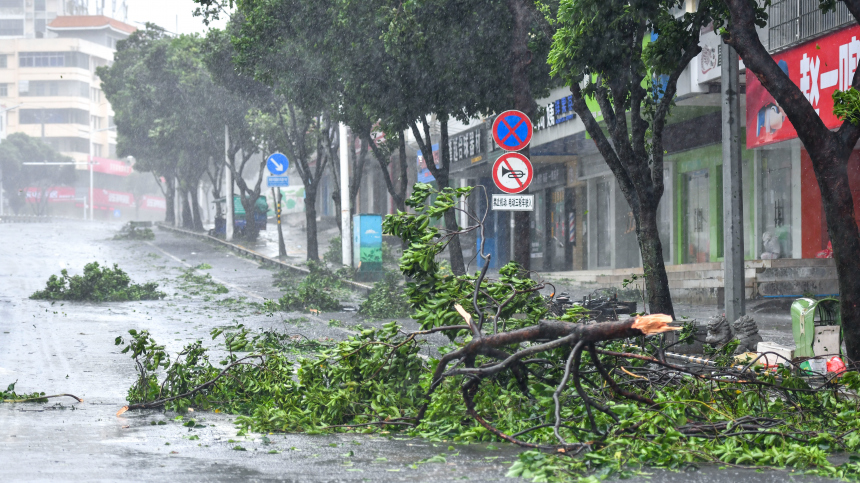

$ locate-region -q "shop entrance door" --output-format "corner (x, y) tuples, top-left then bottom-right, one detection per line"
(684, 169), (710, 263)
(760, 149), (792, 258)
(595, 180), (612, 267)
(547, 188), (567, 270)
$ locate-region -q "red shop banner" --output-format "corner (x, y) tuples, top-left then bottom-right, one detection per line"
(747, 25), (860, 149)
(90, 157), (133, 176)
(140, 195), (166, 211)
(24, 186), (76, 203)
(89, 189), (136, 210)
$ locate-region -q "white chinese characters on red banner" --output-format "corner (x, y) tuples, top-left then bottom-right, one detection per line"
(747, 25), (860, 149)
(24, 186), (76, 203)
(81, 189), (136, 210)
(90, 157), (133, 176)
(140, 195), (166, 211)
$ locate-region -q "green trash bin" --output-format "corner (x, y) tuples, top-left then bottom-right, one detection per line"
(352, 214), (383, 281)
(791, 297), (842, 358)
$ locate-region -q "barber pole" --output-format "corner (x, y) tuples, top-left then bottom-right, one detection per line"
(568, 212), (575, 245)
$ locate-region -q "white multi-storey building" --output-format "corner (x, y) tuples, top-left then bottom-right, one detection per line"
(0, 9), (155, 220)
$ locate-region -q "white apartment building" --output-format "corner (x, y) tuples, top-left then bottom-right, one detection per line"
(0, 14), (133, 164)
(0, 0), (127, 39)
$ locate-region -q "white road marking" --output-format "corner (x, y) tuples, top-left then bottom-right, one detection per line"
(144, 241), (265, 301)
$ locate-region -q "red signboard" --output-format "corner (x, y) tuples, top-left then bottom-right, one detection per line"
(747, 25), (860, 149)
(24, 186), (76, 203)
(140, 195), (166, 211)
(91, 157), (133, 176)
(89, 189), (135, 209)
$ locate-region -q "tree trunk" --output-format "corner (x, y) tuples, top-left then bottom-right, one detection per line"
(329, 159), (342, 236)
(635, 203), (674, 317)
(514, 149), (531, 271)
(439, 119), (466, 276)
(507, 0), (537, 271)
(722, 0), (860, 359)
(190, 183), (204, 232)
(368, 131), (408, 213)
(397, 134), (408, 213)
(350, 134), (369, 218)
(241, 195), (259, 242)
(409, 117), (465, 274)
(305, 186), (319, 261)
(164, 177), (176, 225)
(812, 150), (860, 359)
(180, 188), (193, 230)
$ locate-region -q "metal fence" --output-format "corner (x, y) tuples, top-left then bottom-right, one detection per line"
(768, 0), (854, 52)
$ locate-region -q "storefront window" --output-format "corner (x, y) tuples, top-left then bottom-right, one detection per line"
(530, 191), (544, 262)
(657, 168), (672, 263)
(549, 188), (566, 268)
(615, 185), (639, 269)
(595, 180), (611, 267)
(684, 169), (710, 263)
(760, 147), (793, 258)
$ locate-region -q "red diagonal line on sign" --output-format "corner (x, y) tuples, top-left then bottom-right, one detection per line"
(501, 157), (524, 189)
(500, 117), (525, 144)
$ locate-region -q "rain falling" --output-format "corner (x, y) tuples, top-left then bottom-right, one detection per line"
(4, 0), (860, 481)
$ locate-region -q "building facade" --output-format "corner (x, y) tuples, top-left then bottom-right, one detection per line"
(0, 14), (165, 220)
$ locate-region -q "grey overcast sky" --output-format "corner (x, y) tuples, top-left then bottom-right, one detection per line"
(120, 0), (229, 35)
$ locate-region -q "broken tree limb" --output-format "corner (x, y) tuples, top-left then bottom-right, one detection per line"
(438, 314), (677, 381)
(116, 355), (261, 417)
(3, 393), (83, 403)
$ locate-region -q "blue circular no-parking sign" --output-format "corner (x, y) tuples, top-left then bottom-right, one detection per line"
(267, 153), (289, 175)
(492, 110), (533, 152)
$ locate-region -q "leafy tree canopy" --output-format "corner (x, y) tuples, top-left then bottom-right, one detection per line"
(0, 132), (75, 214)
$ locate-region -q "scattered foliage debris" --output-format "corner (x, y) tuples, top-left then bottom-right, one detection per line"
(30, 262), (165, 302)
(113, 227), (155, 241)
(2, 381), (81, 403)
(266, 262), (343, 312)
(359, 271), (411, 319)
(116, 184), (860, 481)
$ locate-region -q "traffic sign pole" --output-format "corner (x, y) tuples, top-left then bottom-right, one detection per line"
(514, 146), (531, 271)
(491, 111), (534, 271)
(272, 187), (287, 257)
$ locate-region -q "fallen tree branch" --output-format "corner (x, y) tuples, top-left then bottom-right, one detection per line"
(3, 393), (83, 403)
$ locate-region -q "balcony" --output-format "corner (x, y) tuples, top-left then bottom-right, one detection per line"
(769, 0), (855, 52)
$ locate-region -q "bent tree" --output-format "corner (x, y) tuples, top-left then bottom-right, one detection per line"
(549, 0), (712, 317)
(718, 0), (860, 360)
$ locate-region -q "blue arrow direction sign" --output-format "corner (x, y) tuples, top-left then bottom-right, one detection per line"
(267, 176), (290, 188)
(267, 152), (289, 175)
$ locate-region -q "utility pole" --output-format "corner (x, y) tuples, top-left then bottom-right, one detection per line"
(721, 42), (745, 323)
(339, 123), (352, 266)
(224, 125), (234, 241)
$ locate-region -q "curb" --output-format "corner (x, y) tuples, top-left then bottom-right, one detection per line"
(0, 215), (84, 223)
(155, 223), (373, 296)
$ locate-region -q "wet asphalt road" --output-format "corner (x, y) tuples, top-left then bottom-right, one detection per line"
(0, 221), (843, 482)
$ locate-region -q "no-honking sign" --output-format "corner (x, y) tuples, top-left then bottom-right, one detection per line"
(492, 152), (533, 194)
